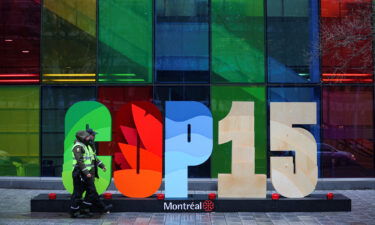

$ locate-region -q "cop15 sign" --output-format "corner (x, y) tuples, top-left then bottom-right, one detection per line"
(62, 101), (317, 199)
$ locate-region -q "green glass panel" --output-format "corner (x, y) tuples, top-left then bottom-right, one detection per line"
(212, 0), (265, 83)
(99, 0), (153, 83)
(211, 86), (267, 177)
(42, 0), (96, 83)
(0, 87), (40, 176)
(63, 101), (112, 194)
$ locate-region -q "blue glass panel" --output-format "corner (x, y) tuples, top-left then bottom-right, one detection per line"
(155, 0), (209, 83)
(267, 0), (320, 83)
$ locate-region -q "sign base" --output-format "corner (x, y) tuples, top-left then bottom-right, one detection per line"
(31, 194), (351, 212)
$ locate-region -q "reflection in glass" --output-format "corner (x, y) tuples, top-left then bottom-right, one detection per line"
(42, 0), (97, 83)
(321, 0), (373, 83)
(99, 0), (153, 83)
(155, 0), (209, 83)
(322, 86), (374, 177)
(267, 0), (320, 83)
(0, 0), (40, 83)
(0, 87), (40, 176)
(41, 87), (95, 176)
(212, 0), (264, 83)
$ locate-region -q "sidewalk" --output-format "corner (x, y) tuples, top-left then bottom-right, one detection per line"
(0, 189), (374, 225)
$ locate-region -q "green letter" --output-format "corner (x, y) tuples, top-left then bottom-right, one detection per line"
(63, 101), (112, 194)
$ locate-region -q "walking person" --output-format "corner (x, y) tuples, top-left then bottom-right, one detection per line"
(69, 127), (112, 218)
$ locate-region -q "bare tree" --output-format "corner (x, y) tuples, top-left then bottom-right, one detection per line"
(319, 1), (374, 77)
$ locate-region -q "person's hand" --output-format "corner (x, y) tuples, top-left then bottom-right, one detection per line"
(86, 173), (92, 178)
(103, 167), (107, 172)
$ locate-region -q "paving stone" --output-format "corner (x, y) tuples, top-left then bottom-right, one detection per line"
(271, 220), (288, 225)
(225, 217), (242, 222)
(0, 189), (374, 225)
(241, 221), (257, 225)
(240, 216), (255, 220)
(255, 222), (273, 225)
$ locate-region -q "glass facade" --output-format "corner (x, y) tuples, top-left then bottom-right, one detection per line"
(0, 0), (374, 178)
(0, 0), (40, 83)
(267, 0), (319, 83)
(99, 0), (153, 83)
(155, 0), (209, 83)
(321, 0), (373, 83)
(212, 0), (265, 83)
(41, 86), (96, 176)
(0, 87), (40, 176)
(42, 0), (97, 83)
(322, 86), (374, 177)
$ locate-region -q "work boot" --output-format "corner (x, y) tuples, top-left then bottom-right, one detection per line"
(80, 208), (94, 217)
(70, 210), (91, 218)
(80, 201), (94, 217)
(97, 200), (113, 213)
(102, 204), (113, 213)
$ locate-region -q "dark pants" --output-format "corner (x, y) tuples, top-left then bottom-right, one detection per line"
(70, 167), (106, 213)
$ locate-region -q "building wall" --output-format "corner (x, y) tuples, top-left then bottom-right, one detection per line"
(0, 0), (374, 178)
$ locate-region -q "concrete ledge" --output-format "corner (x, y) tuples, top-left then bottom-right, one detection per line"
(0, 177), (374, 190)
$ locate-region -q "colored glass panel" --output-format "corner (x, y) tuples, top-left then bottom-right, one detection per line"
(99, 0), (153, 83)
(154, 86), (210, 177)
(321, 0), (373, 83)
(0, 0), (40, 83)
(155, 0), (209, 83)
(267, 0), (320, 83)
(322, 87), (374, 177)
(97, 87), (153, 172)
(211, 86), (267, 177)
(42, 0), (96, 83)
(212, 0), (264, 83)
(268, 87), (321, 176)
(0, 87), (39, 176)
(41, 87), (95, 176)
